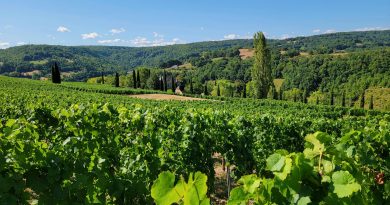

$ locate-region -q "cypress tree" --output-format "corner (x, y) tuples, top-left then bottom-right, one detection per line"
(369, 95), (374, 110)
(330, 91), (334, 106)
(101, 72), (105, 84)
(279, 88), (283, 100)
(204, 82), (208, 95)
(51, 64), (55, 83)
(133, 70), (137, 88)
(350, 97), (354, 107)
(137, 70), (141, 88)
(190, 79), (194, 94)
(341, 92), (346, 107)
(252, 32), (272, 99)
(159, 77), (164, 91)
(360, 90), (365, 109)
(114, 72), (119, 87)
(217, 84), (221, 96)
(171, 75), (175, 93)
(303, 89), (308, 103)
(293, 94), (297, 102)
(272, 87), (277, 100)
(243, 83), (247, 98)
(163, 70), (167, 91)
(316, 96), (319, 105)
(51, 62), (61, 84)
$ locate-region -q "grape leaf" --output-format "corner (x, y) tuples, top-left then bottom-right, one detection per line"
(332, 171), (361, 198)
(151, 171), (181, 205)
(266, 153), (285, 172)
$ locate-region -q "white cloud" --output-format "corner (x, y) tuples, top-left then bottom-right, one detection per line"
(324, 29), (336, 34)
(17, 42), (26, 46)
(110, 28), (125, 34)
(0, 41), (10, 49)
(81, 32), (99, 39)
(224, 34), (240, 40)
(129, 34), (184, 47)
(312, 29), (321, 33)
(98, 39), (121, 44)
(280, 34), (290, 39)
(57, 26), (70, 32)
(153, 32), (164, 38)
(354, 26), (390, 31)
(130, 37), (151, 46)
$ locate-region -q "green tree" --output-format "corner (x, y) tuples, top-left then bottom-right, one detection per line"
(279, 88), (283, 100)
(217, 84), (221, 96)
(204, 81), (208, 95)
(171, 75), (176, 93)
(163, 70), (167, 91)
(136, 70), (141, 88)
(369, 95), (374, 110)
(190, 79), (194, 94)
(341, 92), (346, 107)
(101, 72), (105, 84)
(360, 90), (365, 109)
(243, 82), (247, 98)
(303, 89), (308, 103)
(114, 72), (119, 87)
(133, 70), (136, 88)
(330, 91), (334, 106)
(252, 32), (272, 98)
(51, 62), (61, 84)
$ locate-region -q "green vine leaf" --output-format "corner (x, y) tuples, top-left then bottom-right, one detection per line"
(332, 171), (361, 198)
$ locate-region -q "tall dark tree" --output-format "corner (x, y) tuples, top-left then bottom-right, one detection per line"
(279, 88), (283, 100)
(303, 89), (308, 103)
(272, 87), (278, 100)
(114, 72), (119, 87)
(369, 95), (374, 110)
(243, 83), (247, 98)
(360, 90), (365, 109)
(133, 70), (137, 88)
(341, 92), (346, 107)
(252, 32), (272, 99)
(136, 70), (141, 88)
(171, 75), (176, 93)
(316, 96), (319, 105)
(101, 72), (105, 84)
(330, 91), (334, 106)
(163, 70), (167, 91)
(217, 84), (221, 96)
(204, 82), (208, 95)
(190, 79), (194, 94)
(159, 77), (164, 91)
(51, 62), (61, 84)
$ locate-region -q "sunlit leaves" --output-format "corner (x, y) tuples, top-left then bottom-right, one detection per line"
(151, 171), (210, 205)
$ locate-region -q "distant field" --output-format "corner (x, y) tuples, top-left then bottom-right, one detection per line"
(239, 48), (254, 59)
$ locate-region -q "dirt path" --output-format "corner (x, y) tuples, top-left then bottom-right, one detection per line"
(129, 94), (206, 101)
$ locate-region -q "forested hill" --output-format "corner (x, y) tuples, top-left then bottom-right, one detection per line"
(0, 30), (389, 80)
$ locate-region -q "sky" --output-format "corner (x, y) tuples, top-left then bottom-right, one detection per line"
(0, 0), (389, 49)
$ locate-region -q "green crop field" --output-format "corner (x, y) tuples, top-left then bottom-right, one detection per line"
(0, 76), (389, 204)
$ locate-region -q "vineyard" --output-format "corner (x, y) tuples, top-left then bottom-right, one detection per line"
(0, 76), (389, 204)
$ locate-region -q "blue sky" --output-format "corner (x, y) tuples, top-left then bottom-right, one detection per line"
(0, 0), (389, 48)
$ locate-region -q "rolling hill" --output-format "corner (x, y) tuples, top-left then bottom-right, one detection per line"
(0, 30), (389, 81)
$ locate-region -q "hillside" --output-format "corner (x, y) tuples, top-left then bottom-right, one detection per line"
(0, 30), (389, 80)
